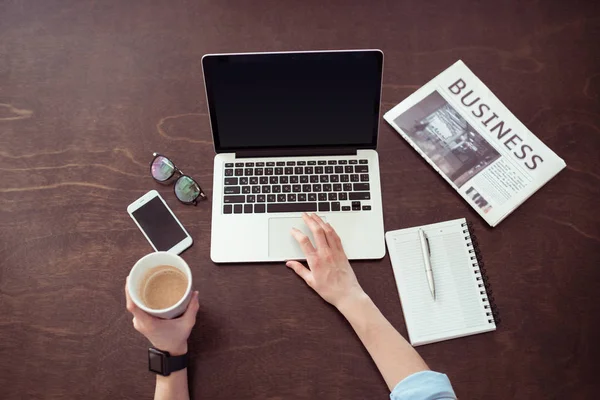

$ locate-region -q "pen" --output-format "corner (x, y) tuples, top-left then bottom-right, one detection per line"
(418, 229), (436, 300)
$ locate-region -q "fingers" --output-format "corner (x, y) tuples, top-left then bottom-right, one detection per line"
(285, 260), (313, 285)
(301, 213), (329, 249)
(310, 214), (343, 251)
(125, 276), (153, 325)
(291, 227), (316, 256)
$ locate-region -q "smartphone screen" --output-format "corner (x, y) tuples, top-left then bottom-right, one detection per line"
(131, 196), (188, 251)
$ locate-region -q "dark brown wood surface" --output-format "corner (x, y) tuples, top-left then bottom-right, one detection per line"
(1, 1), (599, 399)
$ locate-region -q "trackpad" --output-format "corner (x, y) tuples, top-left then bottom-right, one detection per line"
(268, 217), (326, 259)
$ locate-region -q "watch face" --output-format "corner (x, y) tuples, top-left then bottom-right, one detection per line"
(148, 348), (166, 374)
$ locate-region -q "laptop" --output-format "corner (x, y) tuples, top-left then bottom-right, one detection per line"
(202, 50), (386, 263)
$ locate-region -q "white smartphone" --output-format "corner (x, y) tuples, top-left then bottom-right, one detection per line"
(127, 190), (193, 254)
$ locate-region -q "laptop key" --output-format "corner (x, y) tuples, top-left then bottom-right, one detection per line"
(225, 169), (234, 176)
(335, 166), (343, 174)
(224, 177), (238, 185)
(255, 204), (266, 213)
(362, 205), (371, 211)
(310, 175), (319, 183)
(318, 160), (326, 165)
(308, 193), (317, 201)
(286, 161), (296, 166)
(302, 184), (312, 192)
(315, 166), (324, 174)
(339, 160), (348, 165)
(325, 166), (333, 174)
(242, 186), (251, 194)
(224, 195), (245, 203)
(352, 201), (361, 210)
(255, 168), (263, 176)
(270, 176), (278, 184)
(252, 186), (261, 193)
(266, 162), (275, 166)
(280, 176), (289, 184)
(313, 184), (322, 192)
(272, 185), (281, 193)
(345, 166), (353, 173)
(250, 177), (258, 185)
(295, 167), (303, 174)
(323, 184), (332, 192)
(300, 175), (308, 183)
(260, 177), (268, 184)
(328, 160), (337, 165)
(355, 165), (369, 173)
(277, 194), (287, 202)
(328, 193), (337, 201)
(350, 174), (359, 182)
(247, 195), (256, 203)
(297, 161), (306, 166)
(292, 184), (301, 193)
(265, 168), (274, 175)
(275, 167), (284, 175)
(290, 176), (299, 183)
(224, 186), (240, 194)
(282, 185), (291, 193)
(333, 184), (342, 191)
(256, 162), (265, 167)
(234, 204), (243, 213)
(339, 192), (348, 200)
(235, 162), (244, 167)
(287, 194), (296, 202)
(350, 192), (370, 200)
(341, 174), (349, 182)
(245, 162), (255, 167)
(245, 168), (253, 176)
(349, 160), (358, 164)
(332, 202), (341, 211)
(223, 205), (232, 214)
(235, 168), (243, 176)
(257, 195), (266, 202)
(318, 193), (327, 201)
(305, 166), (314, 174)
(320, 175), (329, 183)
(353, 183), (370, 191)
(298, 193), (307, 201)
(261, 186), (271, 193)
(318, 202), (330, 212)
(225, 163), (234, 168)
(330, 175), (339, 183)
(267, 194), (276, 202)
(360, 174), (369, 182)
(307, 161), (316, 165)
(342, 206), (351, 211)
(267, 203), (318, 213)
(285, 167), (293, 174)
(240, 177), (248, 185)
(276, 161), (285, 166)
(343, 183), (352, 191)
(244, 204), (253, 213)
(359, 159), (368, 164)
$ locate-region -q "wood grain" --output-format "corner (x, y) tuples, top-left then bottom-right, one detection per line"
(1, 0), (599, 399)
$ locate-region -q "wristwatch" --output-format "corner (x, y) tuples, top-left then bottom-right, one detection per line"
(148, 347), (188, 376)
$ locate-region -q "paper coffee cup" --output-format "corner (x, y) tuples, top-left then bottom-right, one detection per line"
(128, 252), (193, 319)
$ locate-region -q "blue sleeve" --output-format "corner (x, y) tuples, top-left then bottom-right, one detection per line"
(390, 371), (456, 400)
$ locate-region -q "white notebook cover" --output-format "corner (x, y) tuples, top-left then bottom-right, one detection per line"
(385, 218), (496, 346)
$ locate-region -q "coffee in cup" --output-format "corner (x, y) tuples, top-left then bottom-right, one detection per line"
(128, 252), (193, 319)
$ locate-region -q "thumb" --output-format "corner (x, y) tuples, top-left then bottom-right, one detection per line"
(182, 291), (200, 323)
(286, 260), (313, 285)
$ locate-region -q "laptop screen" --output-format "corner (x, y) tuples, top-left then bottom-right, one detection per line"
(202, 51), (383, 153)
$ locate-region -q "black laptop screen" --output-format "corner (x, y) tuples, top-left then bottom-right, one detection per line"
(202, 51), (383, 153)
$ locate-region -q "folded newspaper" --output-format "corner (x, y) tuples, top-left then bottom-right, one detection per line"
(384, 60), (566, 227)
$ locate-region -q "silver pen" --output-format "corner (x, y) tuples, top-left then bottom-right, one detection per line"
(418, 229), (436, 300)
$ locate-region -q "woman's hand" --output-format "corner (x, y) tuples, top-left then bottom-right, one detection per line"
(286, 213), (367, 310)
(125, 278), (199, 356)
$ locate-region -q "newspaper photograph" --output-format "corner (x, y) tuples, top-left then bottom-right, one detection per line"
(384, 60), (566, 226)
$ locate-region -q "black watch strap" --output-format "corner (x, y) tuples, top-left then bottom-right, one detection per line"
(149, 347), (188, 376)
(166, 352), (188, 374)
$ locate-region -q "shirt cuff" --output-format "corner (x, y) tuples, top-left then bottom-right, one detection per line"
(390, 370), (456, 400)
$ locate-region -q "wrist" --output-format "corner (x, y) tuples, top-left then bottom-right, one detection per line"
(335, 290), (371, 316)
(153, 342), (188, 356)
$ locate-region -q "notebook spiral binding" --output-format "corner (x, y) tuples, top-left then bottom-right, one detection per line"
(462, 221), (500, 325)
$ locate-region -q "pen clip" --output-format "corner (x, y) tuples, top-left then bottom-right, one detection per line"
(425, 236), (431, 256)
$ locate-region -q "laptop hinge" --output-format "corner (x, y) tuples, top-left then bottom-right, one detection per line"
(235, 147), (359, 159)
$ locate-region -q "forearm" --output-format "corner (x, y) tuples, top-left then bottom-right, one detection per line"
(337, 293), (429, 391)
(155, 369), (190, 400)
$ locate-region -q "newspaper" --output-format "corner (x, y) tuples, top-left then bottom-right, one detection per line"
(384, 60), (566, 227)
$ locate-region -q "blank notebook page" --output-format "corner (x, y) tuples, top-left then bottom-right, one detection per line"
(385, 218), (496, 346)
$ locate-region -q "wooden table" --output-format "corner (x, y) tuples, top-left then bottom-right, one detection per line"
(1, 1), (598, 399)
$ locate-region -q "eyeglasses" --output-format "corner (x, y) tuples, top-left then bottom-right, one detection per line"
(150, 153), (207, 205)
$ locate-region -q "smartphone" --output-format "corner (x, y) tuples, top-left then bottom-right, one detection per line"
(127, 190), (193, 254)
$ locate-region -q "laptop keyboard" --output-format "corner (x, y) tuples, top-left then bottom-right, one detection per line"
(222, 159), (372, 214)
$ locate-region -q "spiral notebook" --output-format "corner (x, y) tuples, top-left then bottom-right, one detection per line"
(385, 218), (498, 346)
